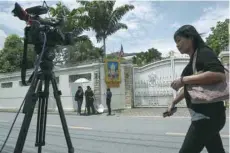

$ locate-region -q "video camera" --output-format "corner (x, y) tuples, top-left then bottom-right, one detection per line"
(12, 2), (73, 47)
(12, 1), (74, 86)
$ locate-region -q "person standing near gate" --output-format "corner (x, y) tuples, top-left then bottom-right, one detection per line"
(85, 86), (95, 115)
(106, 88), (112, 116)
(75, 86), (84, 115)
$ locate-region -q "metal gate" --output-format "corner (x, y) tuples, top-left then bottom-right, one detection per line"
(133, 57), (189, 107)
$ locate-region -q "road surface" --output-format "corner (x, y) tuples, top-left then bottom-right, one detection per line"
(0, 112), (229, 153)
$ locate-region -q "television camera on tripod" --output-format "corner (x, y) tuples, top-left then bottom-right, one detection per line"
(0, 1), (75, 153)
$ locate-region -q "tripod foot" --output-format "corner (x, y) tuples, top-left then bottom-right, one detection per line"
(69, 147), (74, 153)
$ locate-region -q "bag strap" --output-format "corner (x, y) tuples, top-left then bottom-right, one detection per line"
(192, 49), (198, 74)
(192, 49), (229, 74)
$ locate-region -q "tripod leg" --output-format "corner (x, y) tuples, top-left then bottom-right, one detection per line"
(41, 79), (49, 147)
(36, 95), (43, 153)
(14, 79), (42, 153)
(35, 79), (49, 153)
(22, 77), (39, 114)
(36, 80), (43, 145)
(51, 77), (74, 153)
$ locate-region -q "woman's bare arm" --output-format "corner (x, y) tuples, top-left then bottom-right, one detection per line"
(172, 89), (184, 106)
(182, 71), (225, 85)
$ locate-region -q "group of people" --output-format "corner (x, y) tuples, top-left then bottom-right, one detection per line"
(74, 86), (112, 116)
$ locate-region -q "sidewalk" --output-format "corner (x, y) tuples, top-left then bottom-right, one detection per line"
(0, 107), (228, 117)
(116, 107), (229, 117)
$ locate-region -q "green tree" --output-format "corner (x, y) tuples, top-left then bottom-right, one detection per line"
(50, 1), (90, 35)
(105, 54), (126, 62)
(78, 1), (134, 59)
(50, 2), (93, 65)
(206, 19), (229, 55)
(55, 39), (103, 66)
(0, 34), (35, 73)
(66, 39), (96, 64)
(132, 48), (162, 66)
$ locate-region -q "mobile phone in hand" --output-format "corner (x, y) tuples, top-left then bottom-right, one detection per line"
(163, 107), (177, 118)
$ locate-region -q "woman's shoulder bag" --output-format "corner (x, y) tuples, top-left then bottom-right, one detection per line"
(186, 50), (229, 104)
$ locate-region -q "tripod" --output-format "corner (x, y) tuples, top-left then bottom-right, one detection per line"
(13, 46), (74, 153)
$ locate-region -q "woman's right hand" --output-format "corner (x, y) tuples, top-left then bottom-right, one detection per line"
(167, 103), (176, 116)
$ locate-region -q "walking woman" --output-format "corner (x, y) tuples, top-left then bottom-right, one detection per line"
(168, 25), (227, 153)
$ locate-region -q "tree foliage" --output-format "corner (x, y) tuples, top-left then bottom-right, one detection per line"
(49, 2), (97, 65)
(206, 19), (229, 55)
(49, 1), (90, 35)
(0, 35), (35, 73)
(132, 48), (162, 66)
(65, 39), (102, 65)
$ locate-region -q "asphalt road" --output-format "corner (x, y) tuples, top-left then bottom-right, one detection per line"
(0, 112), (229, 153)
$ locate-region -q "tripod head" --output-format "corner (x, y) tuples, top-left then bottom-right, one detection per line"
(12, 1), (74, 85)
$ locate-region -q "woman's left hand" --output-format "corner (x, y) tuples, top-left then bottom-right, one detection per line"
(171, 78), (184, 91)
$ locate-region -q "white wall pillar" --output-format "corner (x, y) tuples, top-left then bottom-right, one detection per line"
(58, 74), (74, 111)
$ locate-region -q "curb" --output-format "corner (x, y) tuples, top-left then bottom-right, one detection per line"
(0, 108), (126, 115)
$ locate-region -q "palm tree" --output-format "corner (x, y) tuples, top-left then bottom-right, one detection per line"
(78, 1), (134, 59)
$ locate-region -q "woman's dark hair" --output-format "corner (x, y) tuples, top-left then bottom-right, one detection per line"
(174, 25), (206, 50)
